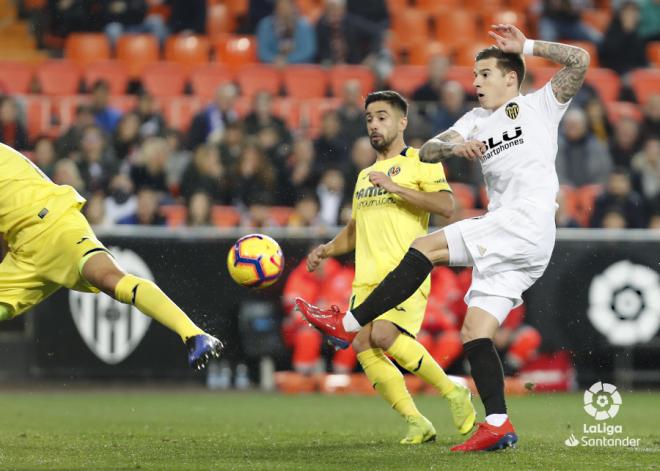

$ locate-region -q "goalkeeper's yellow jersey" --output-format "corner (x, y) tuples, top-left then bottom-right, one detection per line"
(351, 146), (452, 289)
(0, 143), (85, 250)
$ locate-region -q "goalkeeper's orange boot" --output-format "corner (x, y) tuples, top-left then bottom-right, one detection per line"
(294, 298), (356, 349)
(450, 419), (518, 452)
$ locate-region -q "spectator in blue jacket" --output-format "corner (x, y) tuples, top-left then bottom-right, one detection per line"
(256, 0), (316, 65)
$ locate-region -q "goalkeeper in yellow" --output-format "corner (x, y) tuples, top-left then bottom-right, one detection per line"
(298, 91), (476, 444)
(0, 143), (223, 369)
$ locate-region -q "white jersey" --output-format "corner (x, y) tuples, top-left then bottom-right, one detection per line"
(449, 82), (570, 215)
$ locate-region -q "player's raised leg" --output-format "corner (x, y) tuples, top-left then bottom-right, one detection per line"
(81, 251), (223, 369)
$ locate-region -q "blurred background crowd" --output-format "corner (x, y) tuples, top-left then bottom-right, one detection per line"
(0, 0), (658, 233)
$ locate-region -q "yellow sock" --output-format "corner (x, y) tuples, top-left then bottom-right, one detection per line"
(357, 348), (421, 418)
(387, 334), (456, 396)
(114, 274), (204, 342)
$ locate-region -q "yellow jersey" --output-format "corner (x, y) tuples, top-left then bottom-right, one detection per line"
(352, 146), (451, 289)
(0, 143), (85, 250)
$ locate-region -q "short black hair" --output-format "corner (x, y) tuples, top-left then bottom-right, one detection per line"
(364, 90), (408, 116)
(475, 46), (526, 88)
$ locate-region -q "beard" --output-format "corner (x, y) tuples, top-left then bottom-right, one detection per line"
(369, 133), (394, 153)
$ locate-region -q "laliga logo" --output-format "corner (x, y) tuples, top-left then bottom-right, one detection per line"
(583, 381), (622, 421)
(69, 247), (153, 365)
(588, 260), (660, 346)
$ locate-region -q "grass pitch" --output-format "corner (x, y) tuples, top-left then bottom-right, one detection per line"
(0, 388), (658, 470)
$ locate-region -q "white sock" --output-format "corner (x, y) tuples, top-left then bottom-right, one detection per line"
(342, 311), (361, 332)
(485, 414), (508, 427)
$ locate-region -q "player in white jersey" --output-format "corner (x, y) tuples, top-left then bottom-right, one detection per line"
(295, 24), (590, 451)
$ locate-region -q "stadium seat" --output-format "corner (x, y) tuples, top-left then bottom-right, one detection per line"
(116, 34), (159, 78)
(212, 205), (241, 227)
(386, 0), (410, 15)
(455, 42), (491, 67)
(108, 95), (138, 113)
(165, 34), (211, 73)
(141, 62), (187, 97)
(160, 205), (187, 227)
(225, 0), (248, 16)
(36, 60), (81, 95)
(407, 40), (448, 66)
(160, 96), (201, 131)
(434, 11), (478, 51)
(483, 9), (528, 36)
(190, 63), (235, 100)
(581, 9), (612, 33)
(575, 184), (603, 227)
(328, 65), (375, 97)
(0, 61), (34, 94)
(282, 65), (328, 99)
(629, 69), (660, 105)
(300, 97), (341, 135)
(214, 35), (258, 70)
(647, 41), (660, 67)
(64, 33), (111, 67)
(565, 41), (599, 67)
(605, 101), (643, 124)
(528, 66), (558, 89)
(297, 0), (323, 22)
(391, 10), (430, 42)
(269, 206), (294, 227)
(83, 60), (128, 95)
(585, 68), (620, 103)
(236, 64), (281, 98)
(445, 66), (475, 93)
(16, 95), (52, 139)
(272, 97), (301, 130)
(207, 4), (236, 39)
(449, 182), (476, 209)
(389, 65), (427, 97)
(415, 0), (456, 14)
(525, 56), (556, 68)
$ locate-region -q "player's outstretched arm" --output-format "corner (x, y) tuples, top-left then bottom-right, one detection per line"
(306, 219), (356, 272)
(419, 130), (486, 163)
(489, 23), (590, 104)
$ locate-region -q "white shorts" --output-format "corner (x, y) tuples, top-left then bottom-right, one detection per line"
(443, 207), (555, 324)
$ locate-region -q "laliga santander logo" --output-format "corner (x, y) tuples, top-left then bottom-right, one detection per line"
(70, 247), (153, 364)
(583, 381), (622, 421)
(588, 260), (660, 346)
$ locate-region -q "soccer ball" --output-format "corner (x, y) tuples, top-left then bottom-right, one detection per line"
(227, 234), (284, 288)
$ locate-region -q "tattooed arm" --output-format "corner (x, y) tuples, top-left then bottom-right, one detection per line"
(489, 24), (590, 103)
(419, 130), (486, 163)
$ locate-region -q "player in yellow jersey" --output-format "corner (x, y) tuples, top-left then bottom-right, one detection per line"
(0, 143), (223, 369)
(296, 91), (476, 444)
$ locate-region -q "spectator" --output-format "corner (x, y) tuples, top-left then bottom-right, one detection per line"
(134, 92), (166, 138)
(288, 190), (321, 227)
(186, 191), (214, 227)
(345, 136), (375, 188)
(118, 188), (166, 225)
(538, 0), (602, 44)
(277, 136), (317, 205)
(180, 144), (229, 203)
(631, 136), (660, 201)
(641, 94), (660, 138)
(105, 174), (138, 224)
(164, 128), (192, 190)
(112, 112), (142, 161)
(103, 0), (168, 47)
(188, 83), (239, 149)
(256, 0), (316, 65)
(232, 142), (277, 208)
(432, 81), (470, 134)
(584, 96), (613, 143)
(316, 0), (383, 65)
(609, 116), (643, 168)
(218, 121), (245, 168)
(56, 104), (95, 159)
(241, 190), (277, 228)
(245, 0), (276, 34)
(32, 136), (57, 178)
(77, 125), (118, 193)
(84, 192), (112, 227)
(600, 1), (648, 75)
(337, 80), (365, 146)
(168, 0), (206, 34)
(0, 96), (28, 150)
(243, 91), (291, 144)
(639, 0), (660, 41)
(556, 108), (612, 187)
(129, 137), (170, 194)
(411, 54), (450, 103)
(316, 167), (345, 226)
(90, 80), (122, 135)
(52, 158), (86, 196)
(314, 110), (350, 175)
(45, 0), (89, 40)
(591, 168), (646, 228)
(346, 0), (389, 40)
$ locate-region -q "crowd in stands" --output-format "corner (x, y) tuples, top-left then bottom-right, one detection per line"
(0, 0), (658, 230)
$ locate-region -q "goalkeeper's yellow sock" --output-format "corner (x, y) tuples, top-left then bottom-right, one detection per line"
(387, 334), (456, 396)
(357, 348), (421, 418)
(114, 274), (205, 342)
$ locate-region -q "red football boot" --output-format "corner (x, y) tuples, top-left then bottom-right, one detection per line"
(450, 419), (518, 452)
(294, 298), (356, 349)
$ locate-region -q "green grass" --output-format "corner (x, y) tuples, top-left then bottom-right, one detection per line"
(0, 388), (658, 470)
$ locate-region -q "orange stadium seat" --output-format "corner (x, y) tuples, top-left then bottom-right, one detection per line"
(16, 95), (52, 139)
(581, 9), (612, 33)
(236, 64), (281, 98)
(160, 205), (186, 227)
(190, 63), (235, 100)
(116, 34), (159, 78)
(525, 56), (556, 68)
(328, 65), (375, 97)
(386, 0), (409, 14)
(449, 182), (476, 209)
(64, 33), (111, 67)
(575, 184), (603, 227)
(225, 0), (248, 17)
(214, 35), (258, 70)
(36, 60), (81, 95)
(141, 62), (187, 97)
(585, 68), (620, 103)
(301, 97), (341, 135)
(484, 10), (528, 36)
(391, 10), (430, 42)
(272, 97), (301, 130)
(160, 96), (201, 131)
(0, 61), (34, 94)
(528, 66), (559, 89)
(455, 42), (491, 67)
(389, 65), (427, 96)
(165, 34), (211, 73)
(629, 69), (660, 104)
(605, 101), (643, 124)
(565, 41), (599, 67)
(283, 65), (328, 99)
(108, 95), (138, 112)
(445, 66), (475, 93)
(269, 206), (294, 226)
(212, 205), (241, 227)
(434, 11), (478, 51)
(647, 41), (660, 67)
(415, 0), (456, 14)
(83, 60), (128, 95)
(407, 40), (448, 66)
(207, 4), (236, 39)
(297, 0), (323, 23)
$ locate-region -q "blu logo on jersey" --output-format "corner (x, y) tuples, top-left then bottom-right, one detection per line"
(482, 126), (523, 151)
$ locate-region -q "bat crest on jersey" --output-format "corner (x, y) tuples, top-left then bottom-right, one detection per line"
(505, 102), (519, 119)
(387, 165), (401, 177)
